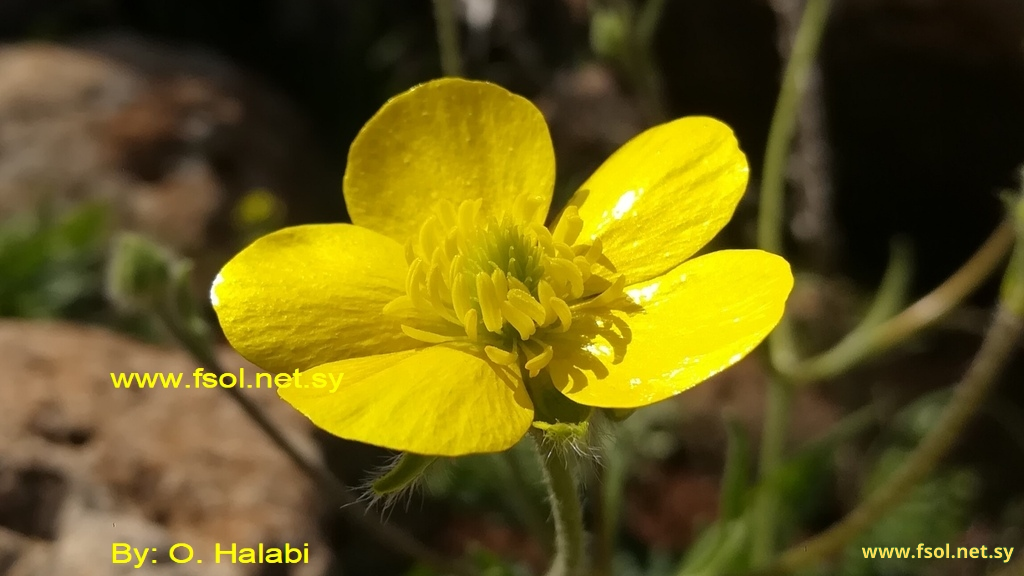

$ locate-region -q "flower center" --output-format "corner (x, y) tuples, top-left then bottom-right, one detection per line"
(384, 193), (625, 377)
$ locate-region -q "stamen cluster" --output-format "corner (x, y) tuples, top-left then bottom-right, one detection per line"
(384, 194), (625, 377)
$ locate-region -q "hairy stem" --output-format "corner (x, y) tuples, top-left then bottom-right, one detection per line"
(534, 432), (586, 576)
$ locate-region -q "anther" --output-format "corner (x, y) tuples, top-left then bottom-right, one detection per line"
(553, 206), (584, 245)
(506, 289), (546, 324)
(501, 301), (537, 340)
(463, 308), (479, 341)
(451, 273), (473, 321)
(401, 325), (458, 344)
(522, 340), (554, 377)
(476, 272), (504, 333)
(485, 345), (517, 365)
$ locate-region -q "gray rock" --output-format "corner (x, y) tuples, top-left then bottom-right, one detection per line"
(0, 320), (329, 576)
(0, 34), (331, 255)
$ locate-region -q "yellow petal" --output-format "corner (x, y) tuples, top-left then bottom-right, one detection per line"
(281, 345), (534, 456)
(212, 224), (423, 374)
(549, 250), (792, 408)
(569, 116), (749, 285)
(344, 78), (556, 242)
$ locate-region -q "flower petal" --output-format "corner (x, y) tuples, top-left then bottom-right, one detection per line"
(212, 223), (424, 374)
(549, 250), (792, 408)
(570, 116), (749, 285)
(344, 78), (556, 242)
(281, 345), (534, 456)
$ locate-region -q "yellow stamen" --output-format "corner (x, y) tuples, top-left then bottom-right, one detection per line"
(491, 269), (508, 300)
(384, 193), (625, 379)
(452, 273), (473, 321)
(401, 325), (458, 344)
(522, 339), (554, 377)
(552, 206), (583, 245)
(582, 274), (626, 308)
(485, 345), (518, 365)
(549, 297), (572, 331)
(476, 272), (504, 333)
(501, 300), (536, 340)
(507, 288), (547, 324)
(463, 308), (479, 341)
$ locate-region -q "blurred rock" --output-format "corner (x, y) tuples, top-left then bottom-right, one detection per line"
(0, 526), (26, 574)
(0, 34), (332, 255)
(0, 320), (328, 576)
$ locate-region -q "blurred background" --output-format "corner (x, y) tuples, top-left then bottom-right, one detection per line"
(1, 1), (1023, 575)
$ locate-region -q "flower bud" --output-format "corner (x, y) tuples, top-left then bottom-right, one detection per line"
(371, 453), (437, 496)
(105, 233), (174, 312)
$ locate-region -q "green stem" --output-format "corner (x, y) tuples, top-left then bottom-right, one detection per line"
(764, 304), (1024, 574)
(751, 0), (831, 563)
(756, 0), (832, 256)
(534, 432), (586, 576)
(758, 0), (832, 373)
(788, 221), (1015, 384)
(749, 376), (793, 566)
(432, 0), (464, 77)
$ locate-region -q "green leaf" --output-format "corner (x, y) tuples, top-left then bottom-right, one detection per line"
(0, 202), (108, 319)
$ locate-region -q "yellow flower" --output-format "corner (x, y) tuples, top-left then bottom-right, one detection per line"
(210, 78), (793, 457)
